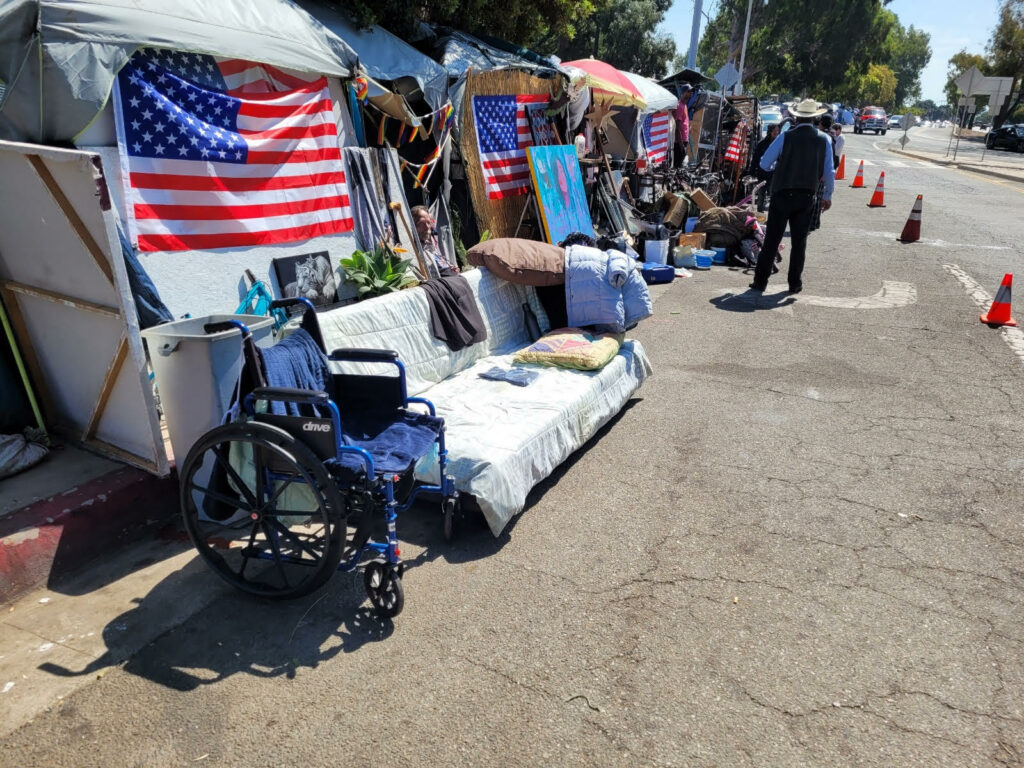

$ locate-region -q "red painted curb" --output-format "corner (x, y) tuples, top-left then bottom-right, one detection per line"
(0, 468), (179, 603)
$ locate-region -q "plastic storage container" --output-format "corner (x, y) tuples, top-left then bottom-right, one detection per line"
(693, 250), (715, 270)
(141, 314), (274, 463)
(711, 246), (727, 264)
(644, 239), (669, 265)
(673, 245), (696, 268)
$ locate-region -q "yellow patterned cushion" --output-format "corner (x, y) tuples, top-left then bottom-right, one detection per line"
(513, 328), (623, 371)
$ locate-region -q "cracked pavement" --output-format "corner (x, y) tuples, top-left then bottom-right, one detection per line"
(2, 134), (1024, 766)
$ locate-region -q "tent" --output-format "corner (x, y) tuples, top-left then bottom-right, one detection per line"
(294, 1), (449, 113)
(563, 59), (645, 110)
(0, 0), (360, 143)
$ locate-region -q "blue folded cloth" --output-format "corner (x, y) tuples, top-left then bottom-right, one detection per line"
(257, 328), (331, 416)
(478, 366), (538, 387)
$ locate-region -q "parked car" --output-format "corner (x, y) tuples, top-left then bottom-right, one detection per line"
(888, 114), (903, 128)
(985, 124), (1024, 152)
(854, 106), (888, 135)
(759, 106), (783, 128)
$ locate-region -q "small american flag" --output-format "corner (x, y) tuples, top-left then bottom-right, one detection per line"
(113, 49), (353, 252)
(642, 111), (672, 165)
(473, 94), (548, 199)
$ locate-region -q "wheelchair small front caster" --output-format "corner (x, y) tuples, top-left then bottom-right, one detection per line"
(442, 496), (459, 542)
(364, 562), (404, 618)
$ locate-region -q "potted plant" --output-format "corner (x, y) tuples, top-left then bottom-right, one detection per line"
(340, 242), (417, 300)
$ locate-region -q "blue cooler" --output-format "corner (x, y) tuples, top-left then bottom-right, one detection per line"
(641, 263), (675, 284)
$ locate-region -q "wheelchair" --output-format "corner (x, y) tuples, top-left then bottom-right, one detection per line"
(178, 298), (459, 617)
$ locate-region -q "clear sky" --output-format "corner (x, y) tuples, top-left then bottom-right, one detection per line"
(659, 0), (1002, 104)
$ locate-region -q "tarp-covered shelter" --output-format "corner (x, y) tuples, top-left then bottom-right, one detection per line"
(294, 0), (449, 115)
(0, 0), (362, 144)
(564, 59), (646, 110)
(622, 72), (677, 114)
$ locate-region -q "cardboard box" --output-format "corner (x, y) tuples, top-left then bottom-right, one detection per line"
(689, 188), (715, 212)
(677, 232), (706, 250)
(661, 193), (688, 228)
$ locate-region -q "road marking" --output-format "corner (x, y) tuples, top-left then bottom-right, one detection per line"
(943, 264), (1024, 365)
(888, 161), (909, 167)
(712, 280), (916, 310)
(953, 168), (1024, 195)
(836, 228), (1013, 250)
(916, 161), (940, 168)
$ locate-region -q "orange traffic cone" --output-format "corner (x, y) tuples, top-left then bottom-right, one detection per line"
(867, 171), (886, 207)
(850, 160), (865, 188)
(897, 195), (923, 243)
(980, 274), (1017, 327)
(835, 154), (846, 180)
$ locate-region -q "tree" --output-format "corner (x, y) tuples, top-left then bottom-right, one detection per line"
(986, 0), (1024, 126)
(879, 13), (931, 108)
(697, 0), (895, 98)
(944, 50), (990, 122)
(547, 0), (677, 78)
(855, 64), (898, 108)
(337, 0), (603, 48)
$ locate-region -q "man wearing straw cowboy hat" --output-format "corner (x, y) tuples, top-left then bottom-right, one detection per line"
(750, 98), (835, 295)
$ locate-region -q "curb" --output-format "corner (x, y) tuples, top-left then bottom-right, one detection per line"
(0, 467), (179, 604)
(888, 147), (1024, 184)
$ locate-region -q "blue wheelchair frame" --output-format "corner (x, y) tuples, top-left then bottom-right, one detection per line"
(208, 297), (457, 595)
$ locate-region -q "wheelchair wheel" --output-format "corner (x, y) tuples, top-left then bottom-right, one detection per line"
(443, 496), (459, 542)
(180, 421), (346, 600)
(364, 561), (404, 618)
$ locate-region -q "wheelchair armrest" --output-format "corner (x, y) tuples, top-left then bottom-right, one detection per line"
(269, 297), (316, 313)
(328, 348), (399, 363)
(251, 387), (330, 405)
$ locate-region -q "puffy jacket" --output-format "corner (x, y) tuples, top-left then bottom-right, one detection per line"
(565, 245), (653, 332)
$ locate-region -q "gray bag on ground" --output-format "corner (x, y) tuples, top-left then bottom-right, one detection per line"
(0, 433), (48, 480)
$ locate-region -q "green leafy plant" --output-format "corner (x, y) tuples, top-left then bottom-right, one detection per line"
(340, 242), (417, 300)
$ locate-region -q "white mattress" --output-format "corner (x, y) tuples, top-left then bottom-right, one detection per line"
(316, 268), (653, 535)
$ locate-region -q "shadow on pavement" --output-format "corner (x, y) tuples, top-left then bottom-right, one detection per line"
(38, 568), (395, 691)
(710, 289), (796, 313)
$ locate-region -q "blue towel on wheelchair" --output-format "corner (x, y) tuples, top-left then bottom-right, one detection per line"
(326, 409), (443, 476)
(257, 328), (332, 416)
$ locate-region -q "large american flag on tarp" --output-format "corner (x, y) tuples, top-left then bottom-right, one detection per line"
(472, 94), (548, 199)
(642, 111), (672, 165)
(113, 49), (353, 252)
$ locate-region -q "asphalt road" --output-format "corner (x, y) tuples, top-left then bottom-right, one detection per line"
(3, 135), (1024, 767)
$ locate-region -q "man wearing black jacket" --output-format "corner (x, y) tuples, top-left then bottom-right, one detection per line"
(750, 99), (835, 295)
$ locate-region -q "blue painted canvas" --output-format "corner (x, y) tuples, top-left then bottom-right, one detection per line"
(526, 145), (594, 245)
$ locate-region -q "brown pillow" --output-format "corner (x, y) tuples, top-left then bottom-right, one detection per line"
(466, 238), (565, 286)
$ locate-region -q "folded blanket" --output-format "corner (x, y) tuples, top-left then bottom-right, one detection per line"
(419, 274), (488, 351)
(514, 328), (622, 371)
(478, 366), (539, 387)
(257, 328), (331, 416)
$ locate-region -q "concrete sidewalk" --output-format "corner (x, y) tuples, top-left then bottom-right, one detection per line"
(888, 145), (1024, 184)
(0, 444), (179, 605)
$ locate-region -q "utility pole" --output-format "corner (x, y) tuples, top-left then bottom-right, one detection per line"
(687, 0), (703, 70)
(736, 0), (754, 95)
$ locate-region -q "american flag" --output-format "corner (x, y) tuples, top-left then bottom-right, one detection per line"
(113, 49), (353, 252)
(642, 111), (672, 165)
(473, 94), (548, 199)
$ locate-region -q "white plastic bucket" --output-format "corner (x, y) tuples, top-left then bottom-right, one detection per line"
(141, 314), (274, 463)
(645, 239), (669, 265)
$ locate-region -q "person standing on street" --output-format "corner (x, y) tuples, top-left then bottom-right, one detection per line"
(831, 123), (845, 169)
(750, 99), (835, 295)
(751, 123), (780, 211)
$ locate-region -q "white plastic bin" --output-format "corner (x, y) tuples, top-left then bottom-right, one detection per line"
(141, 314), (274, 464)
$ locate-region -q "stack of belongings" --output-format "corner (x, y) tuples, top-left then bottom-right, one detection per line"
(693, 205), (765, 269)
